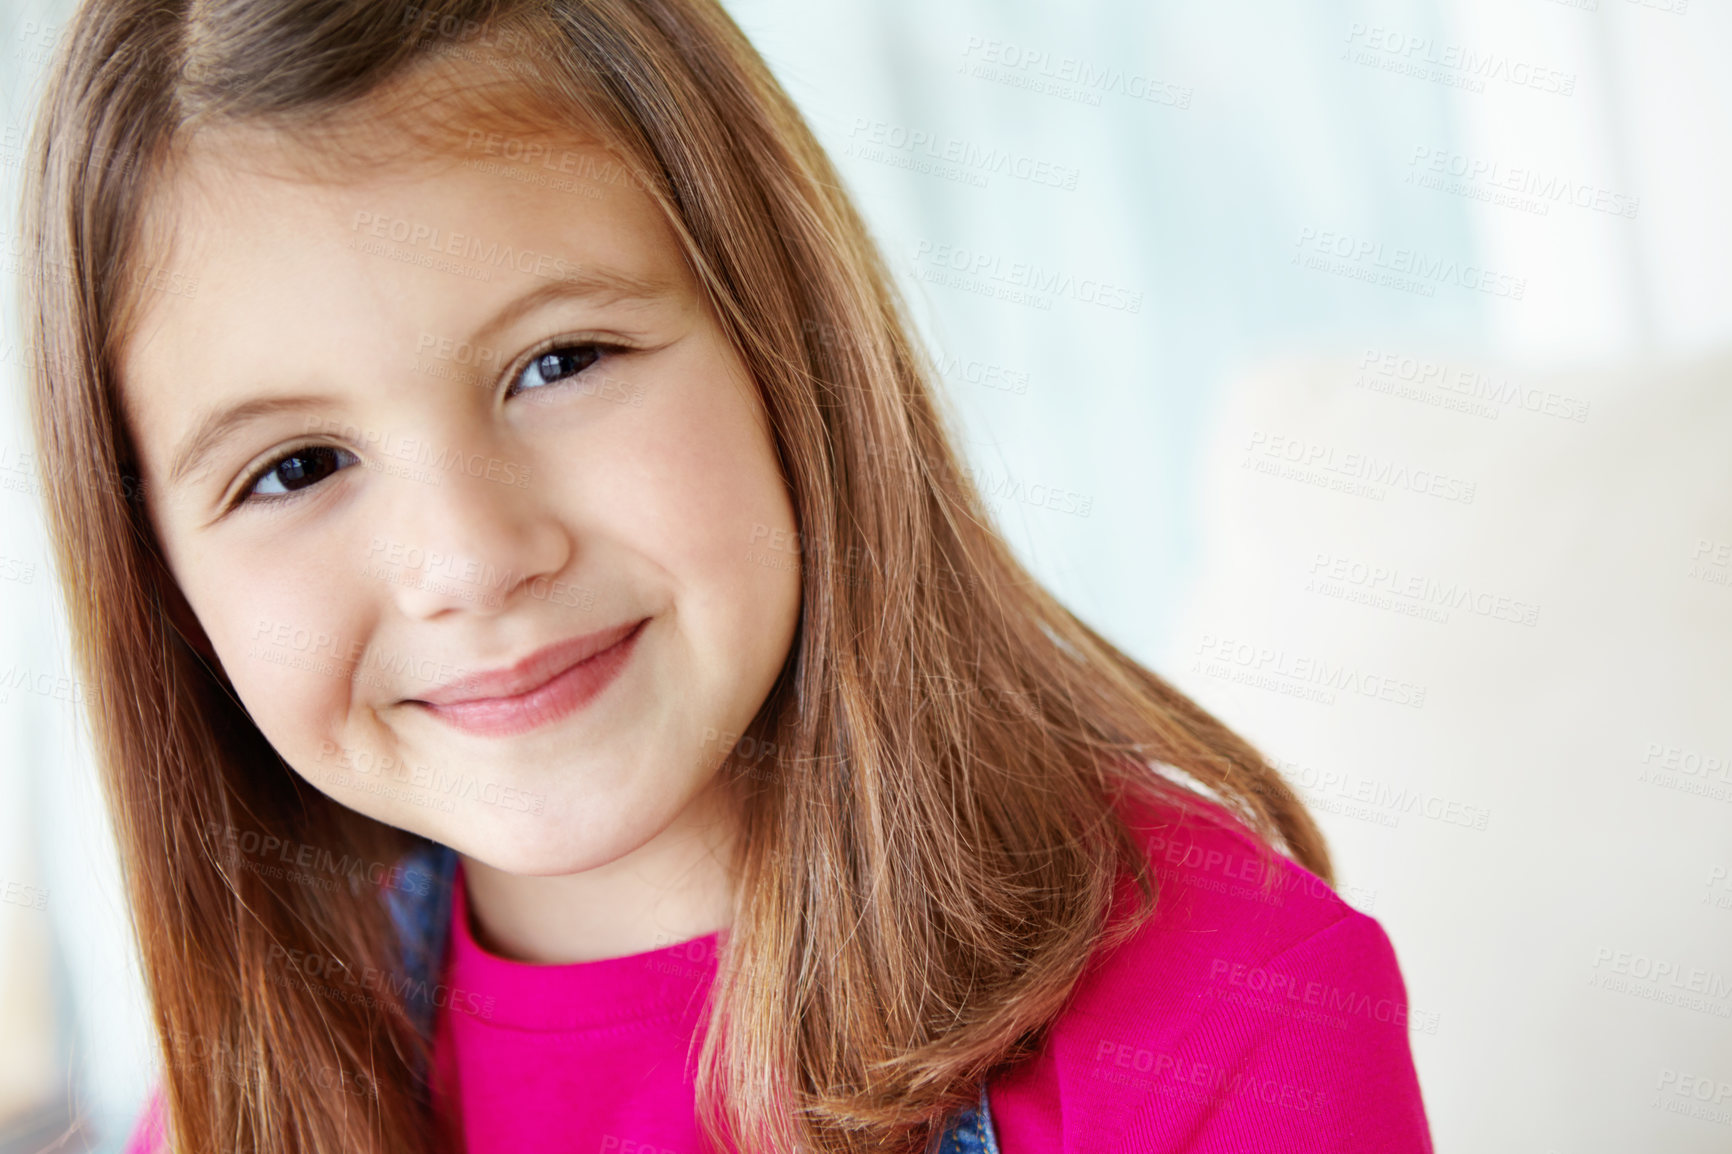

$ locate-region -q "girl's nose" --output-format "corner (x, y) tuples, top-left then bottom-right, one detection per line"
(370, 445), (572, 621)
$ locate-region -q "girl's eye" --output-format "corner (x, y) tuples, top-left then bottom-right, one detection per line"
(243, 445), (359, 502)
(228, 340), (615, 509)
(509, 342), (608, 396)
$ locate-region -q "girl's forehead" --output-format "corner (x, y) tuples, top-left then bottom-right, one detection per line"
(113, 95), (681, 449)
(127, 66), (657, 303)
(165, 105), (616, 207)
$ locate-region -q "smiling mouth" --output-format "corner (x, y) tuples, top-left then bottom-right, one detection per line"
(406, 617), (649, 738)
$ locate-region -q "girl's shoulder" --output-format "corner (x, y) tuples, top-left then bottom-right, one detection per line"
(1115, 788), (1363, 954)
(1083, 788), (1396, 1021)
(985, 790), (1433, 1151)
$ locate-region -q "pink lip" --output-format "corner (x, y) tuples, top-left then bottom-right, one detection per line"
(409, 618), (648, 738)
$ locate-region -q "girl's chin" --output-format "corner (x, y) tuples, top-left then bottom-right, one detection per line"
(443, 814), (670, 879)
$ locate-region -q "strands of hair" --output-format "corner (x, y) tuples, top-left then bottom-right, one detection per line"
(19, 2), (1332, 1151)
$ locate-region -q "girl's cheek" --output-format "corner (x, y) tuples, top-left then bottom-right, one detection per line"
(206, 581), (371, 754)
(638, 366), (795, 570)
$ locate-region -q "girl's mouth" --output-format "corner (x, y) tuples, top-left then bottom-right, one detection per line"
(406, 617), (649, 738)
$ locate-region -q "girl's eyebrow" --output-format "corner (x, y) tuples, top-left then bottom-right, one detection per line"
(471, 266), (677, 351)
(169, 394), (344, 489)
(166, 266), (676, 489)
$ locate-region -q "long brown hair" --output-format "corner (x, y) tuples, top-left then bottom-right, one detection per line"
(19, 2), (1332, 1151)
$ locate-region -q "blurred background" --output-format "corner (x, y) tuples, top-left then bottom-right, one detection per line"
(2, 0), (1728, 1150)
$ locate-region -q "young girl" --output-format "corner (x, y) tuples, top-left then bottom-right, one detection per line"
(20, 1), (1433, 1151)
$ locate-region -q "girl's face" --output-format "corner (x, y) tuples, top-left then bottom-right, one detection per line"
(118, 117), (801, 876)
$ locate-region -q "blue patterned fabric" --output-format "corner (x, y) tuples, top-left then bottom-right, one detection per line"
(383, 843), (1000, 1150)
(933, 1082), (1003, 1154)
(382, 840), (459, 1051)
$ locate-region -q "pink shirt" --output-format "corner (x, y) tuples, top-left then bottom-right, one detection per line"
(126, 794), (1434, 1152)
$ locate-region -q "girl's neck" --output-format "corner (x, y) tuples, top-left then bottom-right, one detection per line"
(458, 782), (741, 965)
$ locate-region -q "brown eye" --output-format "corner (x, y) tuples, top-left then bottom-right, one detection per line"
(508, 343), (607, 396)
(245, 446), (358, 501)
